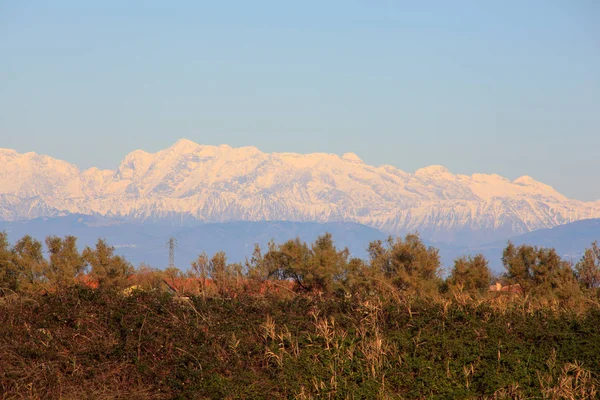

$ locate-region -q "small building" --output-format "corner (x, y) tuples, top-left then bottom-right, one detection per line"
(488, 282), (523, 294)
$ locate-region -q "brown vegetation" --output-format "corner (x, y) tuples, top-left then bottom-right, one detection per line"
(1, 231), (600, 398)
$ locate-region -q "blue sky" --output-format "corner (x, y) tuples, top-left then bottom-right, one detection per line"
(1, 1), (599, 200)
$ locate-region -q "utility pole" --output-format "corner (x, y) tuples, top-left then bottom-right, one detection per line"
(167, 237), (177, 269)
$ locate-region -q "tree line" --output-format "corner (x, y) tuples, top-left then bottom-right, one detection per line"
(1, 231), (599, 304)
(0, 233), (132, 292)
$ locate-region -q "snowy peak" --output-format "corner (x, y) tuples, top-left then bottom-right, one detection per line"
(342, 152), (363, 163)
(170, 138), (200, 152)
(514, 175), (547, 187)
(0, 143), (598, 244)
(0, 148), (83, 198)
(0, 148), (18, 156)
(415, 165), (453, 178)
(115, 150), (153, 180)
(512, 175), (565, 199)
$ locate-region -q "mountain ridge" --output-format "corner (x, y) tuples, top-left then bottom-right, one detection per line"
(1, 139), (599, 245)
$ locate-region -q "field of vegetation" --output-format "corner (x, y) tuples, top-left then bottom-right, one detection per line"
(1, 232), (599, 399)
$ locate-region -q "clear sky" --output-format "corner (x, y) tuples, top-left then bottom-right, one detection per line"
(1, 1), (599, 200)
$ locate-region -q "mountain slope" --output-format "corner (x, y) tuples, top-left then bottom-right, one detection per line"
(1, 140), (598, 244)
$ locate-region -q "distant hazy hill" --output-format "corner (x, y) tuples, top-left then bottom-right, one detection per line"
(456, 218), (600, 272)
(2, 139), (599, 246)
(0, 215), (388, 269)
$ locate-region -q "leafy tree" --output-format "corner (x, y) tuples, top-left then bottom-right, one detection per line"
(210, 251), (237, 295)
(308, 233), (349, 293)
(245, 243), (270, 282)
(191, 251), (210, 295)
(575, 241), (600, 291)
(502, 242), (531, 284)
(344, 257), (383, 296)
(502, 242), (580, 299)
(367, 237), (395, 277)
(448, 254), (491, 294)
(209, 251), (228, 283)
(191, 251), (240, 295)
(264, 234), (349, 293)
(0, 232), (18, 293)
(12, 235), (47, 290)
(368, 234), (441, 294)
(130, 263), (164, 291)
(44, 235), (86, 288)
(264, 237), (310, 290)
(262, 240), (287, 281)
(83, 238), (133, 289)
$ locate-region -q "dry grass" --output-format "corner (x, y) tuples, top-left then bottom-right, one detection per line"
(1, 285), (599, 399)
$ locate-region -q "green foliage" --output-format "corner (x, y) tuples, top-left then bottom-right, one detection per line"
(191, 250), (243, 296)
(190, 251), (210, 280)
(44, 235), (86, 288)
(12, 235), (46, 290)
(343, 257), (383, 296)
(265, 233), (350, 294)
(448, 254), (491, 294)
(269, 237), (312, 289)
(129, 263), (166, 291)
(209, 250), (228, 283)
(245, 242), (268, 281)
(576, 241), (600, 291)
(502, 242), (581, 301)
(0, 232), (18, 292)
(307, 233), (349, 292)
(368, 234), (441, 294)
(83, 238), (133, 289)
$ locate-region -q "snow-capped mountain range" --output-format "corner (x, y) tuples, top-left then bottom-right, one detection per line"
(1, 139), (599, 244)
